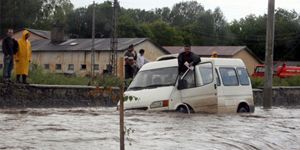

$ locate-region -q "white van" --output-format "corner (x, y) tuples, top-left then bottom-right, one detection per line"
(123, 55), (255, 113)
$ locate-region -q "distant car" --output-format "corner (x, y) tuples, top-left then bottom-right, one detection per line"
(252, 64), (266, 78)
(276, 64), (300, 78)
(252, 64), (300, 78)
(120, 56), (254, 113)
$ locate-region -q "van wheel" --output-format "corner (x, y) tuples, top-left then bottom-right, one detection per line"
(176, 105), (189, 113)
(237, 106), (249, 113)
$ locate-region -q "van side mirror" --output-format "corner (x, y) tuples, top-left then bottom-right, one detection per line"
(177, 79), (187, 90)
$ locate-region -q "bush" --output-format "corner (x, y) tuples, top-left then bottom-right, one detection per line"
(28, 66), (89, 85)
(95, 75), (123, 87)
(23, 65), (124, 87)
(251, 76), (300, 88)
(250, 77), (264, 88)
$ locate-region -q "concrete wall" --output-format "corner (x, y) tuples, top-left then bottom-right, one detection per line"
(134, 41), (167, 61)
(1, 84), (300, 108)
(253, 87), (300, 106)
(0, 84), (120, 108)
(32, 51), (111, 76)
(233, 49), (260, 75)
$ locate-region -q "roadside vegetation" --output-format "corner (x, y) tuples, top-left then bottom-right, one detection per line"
(2, 67), (300, 88)
(0, 66), (123, 87)
(251, 76), (300, 88)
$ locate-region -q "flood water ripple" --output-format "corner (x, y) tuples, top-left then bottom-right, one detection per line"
(0, 107), (299, 150)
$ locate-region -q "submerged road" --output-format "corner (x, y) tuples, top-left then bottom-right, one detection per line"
(0, 107), (299, 150)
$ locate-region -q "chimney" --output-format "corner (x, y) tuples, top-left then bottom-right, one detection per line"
(51, 23), (65, 44)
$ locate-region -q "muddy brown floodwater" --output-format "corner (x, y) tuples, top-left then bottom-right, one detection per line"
(0, 107), (299, 150)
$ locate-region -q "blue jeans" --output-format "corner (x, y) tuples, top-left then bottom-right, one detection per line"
(3, 55), (13, 80)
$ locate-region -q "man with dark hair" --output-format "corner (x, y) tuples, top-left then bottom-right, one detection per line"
(2, 28), (18, 83)
(124, 44), (137, 79)
(137, 49), (145, 70)
(178, 44), (201, 74)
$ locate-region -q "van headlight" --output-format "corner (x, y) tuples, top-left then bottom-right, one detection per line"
(150, 100), (169, 109)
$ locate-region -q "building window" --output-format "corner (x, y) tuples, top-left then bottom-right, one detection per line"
(56, 64), (62, 70)
(81, 64), (87, 70)
(44, 64), (50, 70)
(94, 64), (99, 71)
(68, 64), (74, 71)
(0, 64), (3, 69)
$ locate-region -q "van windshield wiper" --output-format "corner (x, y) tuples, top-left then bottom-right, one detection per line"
(144, 83), (173, 88)
(128, 86), (144, 90)
(128, 84), (174, 91)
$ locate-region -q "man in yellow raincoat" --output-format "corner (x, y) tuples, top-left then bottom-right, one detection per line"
(15, 30), (32, 84)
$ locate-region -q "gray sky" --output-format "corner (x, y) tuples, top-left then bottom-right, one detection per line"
(70, 0), (300, 21)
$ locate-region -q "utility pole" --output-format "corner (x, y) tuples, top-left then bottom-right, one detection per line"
(110, 1), (123, 149)
(110, 0), (118, 76)
(119, 83), (125, 150)
(263, 0), (275, 109)
(91, 1), (96, 81)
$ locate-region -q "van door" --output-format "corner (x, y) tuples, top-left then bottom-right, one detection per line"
(179, 62), (218, 113)
(217, 67), (247, 113)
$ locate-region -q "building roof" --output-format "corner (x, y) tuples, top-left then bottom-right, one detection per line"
(26, 28), (50, 39)
(30, 38), (168, 53)
(0, 28), (50, 41)
(163, 46), (248, 56)
(163, 46), (262, 63)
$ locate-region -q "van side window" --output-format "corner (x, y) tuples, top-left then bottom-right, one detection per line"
(185, 71), (196, 88)
(220, 68), (239, 86)
(195, 63), (213, 86)
(237, 68), (250, 85)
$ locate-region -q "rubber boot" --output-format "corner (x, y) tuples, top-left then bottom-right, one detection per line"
(22, 75), (28, 84)
(16, 75), (21, 83)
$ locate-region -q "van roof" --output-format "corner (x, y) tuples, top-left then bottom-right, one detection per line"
(141, 55), (246, 71)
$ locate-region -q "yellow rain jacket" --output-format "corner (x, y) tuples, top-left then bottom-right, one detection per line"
(15, 30), (32, 75)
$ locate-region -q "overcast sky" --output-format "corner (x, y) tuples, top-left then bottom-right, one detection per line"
(70, 0), (300, 22)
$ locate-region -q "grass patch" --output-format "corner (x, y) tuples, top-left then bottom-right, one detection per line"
(0, 65), (124, 87)
(28, 66), (90, 85)
(251, 76), (300, 88)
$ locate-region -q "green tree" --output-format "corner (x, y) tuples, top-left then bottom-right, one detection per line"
(147, 20), (183, 45)
(0, 0), (42, 35)
(67, 1), (113, 38)
(169, 1), (205, 26)
(0, 0), (73, 35)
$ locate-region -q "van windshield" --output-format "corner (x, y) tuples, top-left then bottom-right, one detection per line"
(128, 67), (178, 90)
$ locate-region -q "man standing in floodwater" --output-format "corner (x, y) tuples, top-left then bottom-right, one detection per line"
(124, 44), (137, 79)
(15, 30), (32, 84)
(2, 28), (18, 83)
(178, 44), (201, 74)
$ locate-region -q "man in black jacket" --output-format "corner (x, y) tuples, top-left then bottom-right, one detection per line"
(124, 44), (137, 79)
(178, 44), (201, 74)
(2, 29), (18, 83)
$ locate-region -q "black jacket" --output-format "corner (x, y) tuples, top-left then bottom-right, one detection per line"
(2, 37), (18, 56)
(178, 52), (201, 74)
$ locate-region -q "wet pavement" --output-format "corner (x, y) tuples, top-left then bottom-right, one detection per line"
(0, 107), (299, 150)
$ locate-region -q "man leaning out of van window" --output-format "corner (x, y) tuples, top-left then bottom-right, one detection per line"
(178, 44), (201, 74)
